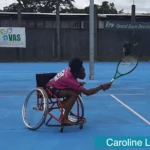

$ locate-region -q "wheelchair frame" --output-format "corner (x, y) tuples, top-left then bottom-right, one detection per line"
(22, 73), (86, 132)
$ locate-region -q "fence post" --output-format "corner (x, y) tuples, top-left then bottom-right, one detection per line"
(17, 2), (22, 61)
(56, 0), (61, 60)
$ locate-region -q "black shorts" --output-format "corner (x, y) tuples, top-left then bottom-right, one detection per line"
(48, 87), (61, 97)
(125, 52), (131, 56)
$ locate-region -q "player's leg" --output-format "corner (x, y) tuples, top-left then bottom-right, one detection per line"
(60, 91), (82, 109)
(122, 49), (125, 59)
(58, 90), (78, 125)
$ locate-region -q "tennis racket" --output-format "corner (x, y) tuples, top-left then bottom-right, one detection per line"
(110, 55), (138, 83)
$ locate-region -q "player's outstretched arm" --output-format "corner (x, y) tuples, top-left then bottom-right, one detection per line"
(80, 83), (111, 96)
(79, 82), (86, 86)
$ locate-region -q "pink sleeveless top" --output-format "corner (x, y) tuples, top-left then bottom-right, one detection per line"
(46, 67), (84, 92)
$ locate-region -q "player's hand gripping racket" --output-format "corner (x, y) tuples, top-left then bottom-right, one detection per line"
(110, 55), (138, 83)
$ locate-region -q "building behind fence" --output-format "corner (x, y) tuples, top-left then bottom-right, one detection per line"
(0, 12), (150, 62)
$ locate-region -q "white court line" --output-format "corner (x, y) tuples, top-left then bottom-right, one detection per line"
(97, 93), (150, 96)
(110, 94), (150, 126)
(98, 94), (149, 96)
(0, 94), (148, 98)
(110, 88), (148, 90)
(84, 81), (150, 83)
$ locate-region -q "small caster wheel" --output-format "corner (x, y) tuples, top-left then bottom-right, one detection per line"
(80, 124), (83, 129)
(60, 127), (64, 133)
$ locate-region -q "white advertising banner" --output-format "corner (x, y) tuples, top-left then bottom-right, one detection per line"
(0, 27), (26, 48)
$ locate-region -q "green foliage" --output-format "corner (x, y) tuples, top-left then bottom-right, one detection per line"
(2, 0), (121, 14)
(83, 1), (118, 14)
(3, 3), (18, 12)
(3, 0), (75, 13)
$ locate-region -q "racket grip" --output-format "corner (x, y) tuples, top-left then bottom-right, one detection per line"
(110, 78), (115, 83)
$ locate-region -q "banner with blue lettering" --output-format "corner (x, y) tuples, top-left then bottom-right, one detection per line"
(0, 27), (26, 48)
(104, 21), (150, 30)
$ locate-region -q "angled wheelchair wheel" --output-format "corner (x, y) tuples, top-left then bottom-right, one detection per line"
(22, 88), (48, 130)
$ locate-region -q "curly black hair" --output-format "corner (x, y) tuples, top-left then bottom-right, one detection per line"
(69, 57), (83, 75)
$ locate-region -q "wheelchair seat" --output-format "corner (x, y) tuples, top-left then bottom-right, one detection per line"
(36, 73), (57, 88)
(36, 72), (58, 98)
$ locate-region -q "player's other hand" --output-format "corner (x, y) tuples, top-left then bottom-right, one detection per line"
(101, 83), (111, 91)
(79, 82), (86, 86)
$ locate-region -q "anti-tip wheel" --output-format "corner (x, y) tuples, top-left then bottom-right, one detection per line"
(80, 124), (83, 129)
(60, 127), (64, 133)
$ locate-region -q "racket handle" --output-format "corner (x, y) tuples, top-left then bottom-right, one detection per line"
(110, 78), (115, 83)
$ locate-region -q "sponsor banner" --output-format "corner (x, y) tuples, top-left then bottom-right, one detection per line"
(0, 27), (26, 48)
(104, 21), (150, 30)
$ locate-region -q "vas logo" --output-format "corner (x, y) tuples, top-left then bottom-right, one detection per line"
(3, 34), (21, 41)
(0, 28), (21, 41)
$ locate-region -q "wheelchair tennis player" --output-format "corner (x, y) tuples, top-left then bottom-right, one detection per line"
(46, 57), (111, 125)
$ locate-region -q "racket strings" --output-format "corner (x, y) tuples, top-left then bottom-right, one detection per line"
(118, 56), (138, 74)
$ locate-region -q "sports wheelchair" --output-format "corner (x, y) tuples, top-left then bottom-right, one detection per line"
(22, 73), (86, 132)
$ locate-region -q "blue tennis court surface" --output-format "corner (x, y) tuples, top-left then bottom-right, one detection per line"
(0, 62), (150, 150)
